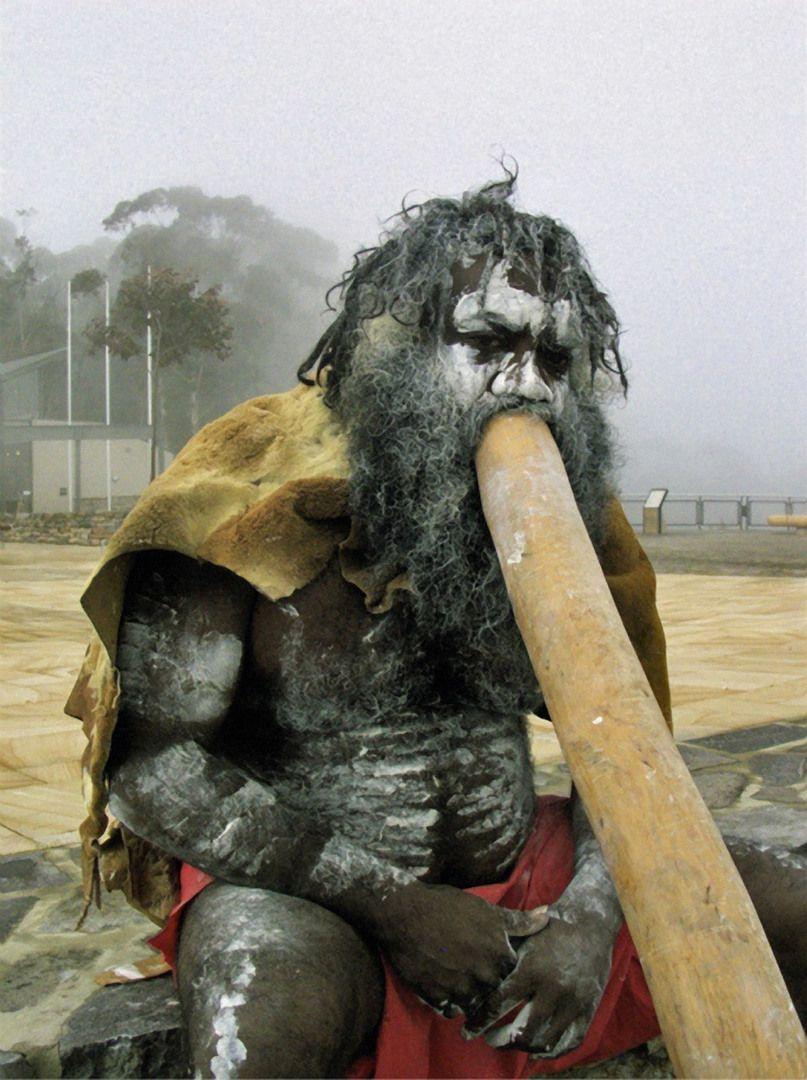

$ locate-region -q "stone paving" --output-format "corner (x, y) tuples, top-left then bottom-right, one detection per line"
(0, 718), (802, 1077)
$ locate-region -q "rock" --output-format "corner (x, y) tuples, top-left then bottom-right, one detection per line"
(748, 752), (806, 786)
(689, 723), (805, 755)
(552, 1040), (673, 1077)
(0, 1050), (34, 1078)
(0, 948), (100, 1013)
(677, 743), (733, 770)
(59, 977), (189, 1078)
(752, 785), (806, 805)
(36, 885), (145, 935)
(715, 803), (807, 848)
(0, 854), (68, 894)
(691, 770), (747, 809)
(0, 895), (38, 943)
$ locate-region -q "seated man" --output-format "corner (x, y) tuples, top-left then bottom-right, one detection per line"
(68, 175), (805, 1078)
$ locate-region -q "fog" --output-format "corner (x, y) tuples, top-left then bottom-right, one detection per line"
(2, 0), (804, 494)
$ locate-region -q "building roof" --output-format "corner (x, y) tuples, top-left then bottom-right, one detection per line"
(0, 348), (67, 382)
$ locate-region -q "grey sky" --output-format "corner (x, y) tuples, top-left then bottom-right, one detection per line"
(2, 0), (805, 493)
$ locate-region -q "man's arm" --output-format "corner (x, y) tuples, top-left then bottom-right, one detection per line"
(557, 789), (622, 936)
(109, 551), (545, 1013)
(110, 551), (402, 902)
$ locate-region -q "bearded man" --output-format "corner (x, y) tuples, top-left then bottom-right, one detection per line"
(67, 176), (805, 1078)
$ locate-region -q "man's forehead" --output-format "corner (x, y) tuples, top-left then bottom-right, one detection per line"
(447, 253), (549, 338)
(449, 253), (539, 301)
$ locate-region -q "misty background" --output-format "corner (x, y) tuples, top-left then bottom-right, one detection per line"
(1, 0), (804, 494)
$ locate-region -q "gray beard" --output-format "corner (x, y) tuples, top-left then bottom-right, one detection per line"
(336, 337), (615, 714)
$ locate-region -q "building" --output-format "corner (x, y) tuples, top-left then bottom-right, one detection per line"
(1, 348), (154, 514)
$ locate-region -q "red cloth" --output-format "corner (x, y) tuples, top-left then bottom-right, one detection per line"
(149, 796), (659, 1077)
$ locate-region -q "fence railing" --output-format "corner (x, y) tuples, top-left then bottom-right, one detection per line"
(620, 495), (807, 531)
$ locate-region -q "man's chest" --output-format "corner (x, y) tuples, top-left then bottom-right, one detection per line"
(225, 556), (537, 883)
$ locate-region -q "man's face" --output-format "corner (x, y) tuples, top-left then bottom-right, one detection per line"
(439, 254), (572, 410)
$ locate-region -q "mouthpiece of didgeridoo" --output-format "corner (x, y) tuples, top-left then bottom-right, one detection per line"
(475, 410), (807, 1079)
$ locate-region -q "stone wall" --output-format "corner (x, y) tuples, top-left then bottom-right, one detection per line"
(0, 511), (128, 546)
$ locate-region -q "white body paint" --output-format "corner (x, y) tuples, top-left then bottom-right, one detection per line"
(312, 834), (416, 896)
(210, 994), (247, 1079)
(117, 626), (244, 730)
(209, 957), (255, 1078)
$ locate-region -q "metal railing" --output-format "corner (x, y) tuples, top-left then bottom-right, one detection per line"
(620, 495), (806, 531)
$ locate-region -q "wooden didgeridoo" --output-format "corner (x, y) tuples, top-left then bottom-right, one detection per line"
(475, 411), (807, 1079)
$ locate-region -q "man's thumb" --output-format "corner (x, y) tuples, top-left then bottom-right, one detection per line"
(500, 905), (550, 937)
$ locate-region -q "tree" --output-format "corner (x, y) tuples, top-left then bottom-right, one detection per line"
(70, 268), (104, 299)
(100, 187), (338, 403)
(86, 267), (232, 479)
(0, 234), (37, 354)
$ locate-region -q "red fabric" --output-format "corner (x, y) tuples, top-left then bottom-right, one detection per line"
(149, 797), (659, 1077)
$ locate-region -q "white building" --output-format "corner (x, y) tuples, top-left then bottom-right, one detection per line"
(1, 349), (156, 513)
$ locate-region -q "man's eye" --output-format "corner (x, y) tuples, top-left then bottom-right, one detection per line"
(463, 334), (503, 355)
(535, 327), (571, 377)
(537, 346), (571, 376)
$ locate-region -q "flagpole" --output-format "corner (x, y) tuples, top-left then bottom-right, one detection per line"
(146, 265), (153, 425)
(66, 279), (74, 512)
(146, 265), (153, 476)
(104, 279), (112, 511)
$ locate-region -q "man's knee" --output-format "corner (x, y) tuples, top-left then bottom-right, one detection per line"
(726, 837), (807, 1021)
(177, 883), (384, 1077)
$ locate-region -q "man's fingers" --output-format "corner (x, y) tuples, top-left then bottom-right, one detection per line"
(523, 1000), (588, 1057)
(484, 1000), (535, 1048)
(462, 966), (530, 1038)
(433, 1000), (462, 1019)
(500, 905), (550, 938)
(515, 997), (574, 1053)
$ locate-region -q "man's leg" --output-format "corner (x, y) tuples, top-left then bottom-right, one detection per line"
(177, 883), (385, 1078)
(724, 836), (806, 1022)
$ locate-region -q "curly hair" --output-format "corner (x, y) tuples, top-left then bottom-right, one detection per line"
(298, 168), (626, 405)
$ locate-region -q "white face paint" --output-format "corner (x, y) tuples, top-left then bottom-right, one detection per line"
(551, 298), (584, 348)
(440, 261), (569, 410)
(452, 261), (549, 337)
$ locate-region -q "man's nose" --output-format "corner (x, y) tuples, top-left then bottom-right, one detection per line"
(512, 356), (549, 399)
(490, 347), (552, 401)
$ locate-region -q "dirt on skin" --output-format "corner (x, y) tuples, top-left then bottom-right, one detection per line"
(639, 530), (807, 577)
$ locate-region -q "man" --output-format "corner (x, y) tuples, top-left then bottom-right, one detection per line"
(68, 176), (805, 1077)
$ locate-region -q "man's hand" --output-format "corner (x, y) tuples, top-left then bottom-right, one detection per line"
(367, 881), (549, 1015)
(462, 904), (616, 1056)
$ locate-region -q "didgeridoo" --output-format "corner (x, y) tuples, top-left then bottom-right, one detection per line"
(475, 411), (806, 1079)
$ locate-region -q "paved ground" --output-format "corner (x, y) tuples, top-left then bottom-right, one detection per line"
(0, 533), (804, 1074)
(639, 529), (807, 577)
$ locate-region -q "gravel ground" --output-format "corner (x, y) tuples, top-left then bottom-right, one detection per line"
(639, 529), (807, 577)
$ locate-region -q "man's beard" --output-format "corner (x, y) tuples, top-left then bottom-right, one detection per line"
(336, 331), (615, 713)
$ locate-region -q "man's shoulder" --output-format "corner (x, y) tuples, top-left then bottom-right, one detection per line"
(80, 383), (352, 654)
(170, 382), (347, 485)
(112, 381), (351, 559)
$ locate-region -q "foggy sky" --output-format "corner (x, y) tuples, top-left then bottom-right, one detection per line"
(1, 0), (805, 494)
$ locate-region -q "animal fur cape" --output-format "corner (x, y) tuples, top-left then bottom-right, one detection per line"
(65, 382), (672, 926)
